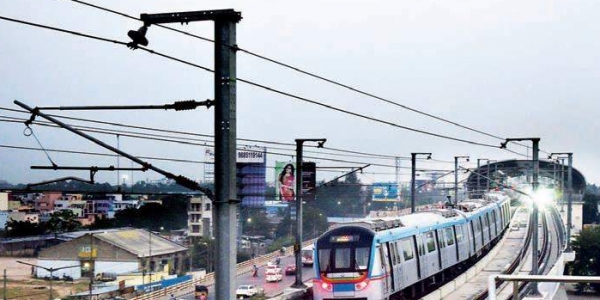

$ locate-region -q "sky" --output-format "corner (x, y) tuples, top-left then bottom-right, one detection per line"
(0, 0), (599, 188)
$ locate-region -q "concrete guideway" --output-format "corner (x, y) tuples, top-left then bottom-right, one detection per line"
(422, 207), (531, 300)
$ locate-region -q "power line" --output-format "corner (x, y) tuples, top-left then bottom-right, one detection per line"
(0, 108), (455, 163)
(0, 117), (418, 168)
(0, 15), (526, 155)
(59, 0), (540, 154)
(0, 107), (410, 161)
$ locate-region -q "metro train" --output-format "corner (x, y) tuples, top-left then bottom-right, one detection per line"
(313, 192), (511, 300)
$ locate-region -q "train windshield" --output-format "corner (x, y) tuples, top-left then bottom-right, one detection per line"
(316, 227), (374, 274)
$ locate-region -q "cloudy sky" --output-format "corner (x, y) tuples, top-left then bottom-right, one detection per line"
(0, 0), (598, 188)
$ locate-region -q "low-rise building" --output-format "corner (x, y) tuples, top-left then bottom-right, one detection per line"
(37, 228), (187, 280)
(188, 196), (213, 239)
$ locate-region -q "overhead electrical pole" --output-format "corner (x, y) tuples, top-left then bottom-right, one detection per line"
(411, 153), (431, 213)
(549, 152), (573, 252)
(293, 138), (326, 288)
(454, 156), (469, 206)
(502, 138), (540, 295)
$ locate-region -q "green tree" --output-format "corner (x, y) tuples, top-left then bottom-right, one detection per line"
(4, 219), (45, 237)
(46, 210), (81, 233)
(243, 209), (272, 237)
(568, 226), (600, 293)
(582, 193), (600, 224)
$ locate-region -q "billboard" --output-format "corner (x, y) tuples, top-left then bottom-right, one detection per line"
(236, 147), (267, 207)
(275, 161), (296, 202)
(372, 182), (400, 202)
(301, 162), (316, 202)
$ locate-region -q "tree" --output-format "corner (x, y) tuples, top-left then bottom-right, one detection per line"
(243, 209), (272, 237)
(568, 226), (600, 293)
(46, 210), (81, 233)
(4, 219), (45, 237)
(582, 193), (600, 224)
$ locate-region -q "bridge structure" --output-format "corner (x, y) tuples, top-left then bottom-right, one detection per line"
(131, 159), (585, 300)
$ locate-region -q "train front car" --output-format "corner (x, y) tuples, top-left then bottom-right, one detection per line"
(313, 225), (378, 300)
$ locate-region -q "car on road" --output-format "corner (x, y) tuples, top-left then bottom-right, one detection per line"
(284, 264), (296, 275)
(265, 268), (283, 282)
(235, 284), (258, 298)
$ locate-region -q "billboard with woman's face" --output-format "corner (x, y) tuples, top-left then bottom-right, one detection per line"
(275, 162), (296, 202)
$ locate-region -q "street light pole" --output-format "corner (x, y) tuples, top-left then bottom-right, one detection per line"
(411, 153), (432, 213)
(549, 152), (573, 252)
(293, 138), (326, 288)
(17, 261), (79, 300)
(502, 137), (540, 295)
(454, 156), (469, 206)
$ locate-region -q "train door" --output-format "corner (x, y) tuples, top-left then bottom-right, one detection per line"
(416, 234), (426, 279)
(385, 242), (396, 293)
(391, 241), (404, 289)
(379, 244), (391, 295)
(424, 231), (439, 277)
(400, 237), (418, 287)
(436, 229), (446, 269)
(444, 227), (457, 266)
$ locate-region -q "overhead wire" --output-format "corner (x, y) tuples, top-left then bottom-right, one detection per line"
(58, 0), (544, 155)
(0, 15), (527, 155)
(0, 107), (454, 164)
(0, 116), (436, 169)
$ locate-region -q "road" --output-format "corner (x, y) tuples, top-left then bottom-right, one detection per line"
(181, 255), (314, 299)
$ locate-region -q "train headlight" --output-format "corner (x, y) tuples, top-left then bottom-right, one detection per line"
(355, 279), (369, 291)
(321, 282), (333, 292)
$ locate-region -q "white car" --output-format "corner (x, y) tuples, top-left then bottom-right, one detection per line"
(265, 269), (283, 282)
(235, 284), (258, 298)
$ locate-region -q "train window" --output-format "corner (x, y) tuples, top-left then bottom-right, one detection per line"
(335, 248), (352, 269)
(455, 226), (463, 242)
(426, 231), (436, 253)
(318, 249), (331, 272)
(437, 230), (446, 248)
(356, 247), (369, 270)
(417, 235), (425, 256)
(445, 227), (455, 246)
(393, 242), (401, 264)
(401, 238), (414, 260)
(388, 243), (396, 265)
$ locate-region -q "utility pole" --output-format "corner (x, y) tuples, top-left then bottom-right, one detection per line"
(133, 9), (242, 299)
(454, 156), (469, 206)
(16, 261), (78, 300)
(89, 233), (94, 300)
(502, 138), (540, 295)
(148, 230), (152, 284)
(293, 138), (326, 288)
(3, 269), (6, 300)
(411, 153), (431, 213)
(476, 158), (489, 197)
(549, 152), (573, 252)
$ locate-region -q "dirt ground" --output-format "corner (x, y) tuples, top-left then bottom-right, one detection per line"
(0, 257), (89, 300)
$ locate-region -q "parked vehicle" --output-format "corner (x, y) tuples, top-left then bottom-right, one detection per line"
(95, 272), (117, 282)
(235, 284), (258, 298)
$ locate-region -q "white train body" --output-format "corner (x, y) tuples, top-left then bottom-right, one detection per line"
(313, 193), (511, 300)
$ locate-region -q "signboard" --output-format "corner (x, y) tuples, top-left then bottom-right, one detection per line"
(275, 162), (296, 202)
(204, 148), (215, 183)
(78, 245), (97, 259)
(301, 162), (316, 202)
(372, 182), (400, 202)
(237, 147), (267, 207)
(237, 149), (266, 163)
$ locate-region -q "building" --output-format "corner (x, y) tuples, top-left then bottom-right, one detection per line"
(37, 228), (187, 280)
(34, 191), (62, 212)
(188, 196), (213, 239)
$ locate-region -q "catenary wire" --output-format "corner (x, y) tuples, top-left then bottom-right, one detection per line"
(1, 116), (446, 169)
(0, 15), (528, 156)
(0, 107), (453, 163)
(59, 0), (543, 154)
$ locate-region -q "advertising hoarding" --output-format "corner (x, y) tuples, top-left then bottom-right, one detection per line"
(275, 161), (296, 202)
(301, 162), (316, 202)
(372, 182), (400, 202)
